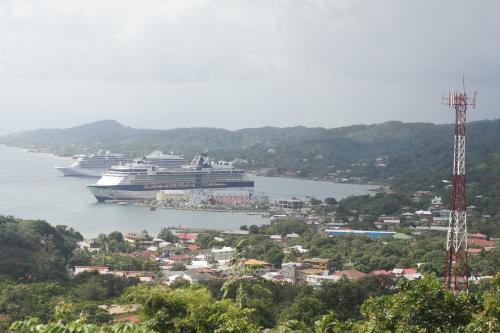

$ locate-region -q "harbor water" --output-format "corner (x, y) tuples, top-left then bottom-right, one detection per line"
(0, 144), (375, 237)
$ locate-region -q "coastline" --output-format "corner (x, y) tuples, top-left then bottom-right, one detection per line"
(2, 143), (385, 189)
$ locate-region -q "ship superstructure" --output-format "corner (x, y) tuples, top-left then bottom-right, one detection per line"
(55, 151), (131, 177)
(87, 153), (254, 201)
(56, 150), (185, 178)
(138, 151), (186, 169)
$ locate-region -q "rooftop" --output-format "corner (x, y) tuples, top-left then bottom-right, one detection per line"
(243, 259), (271, 267)
(333, 270), (367, 280)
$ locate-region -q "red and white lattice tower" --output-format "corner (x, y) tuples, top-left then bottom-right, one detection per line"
(442, 85), (477, 291)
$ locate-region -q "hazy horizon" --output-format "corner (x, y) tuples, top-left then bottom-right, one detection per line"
(4, 116), (500, 137)
(1, 1), (499, 134)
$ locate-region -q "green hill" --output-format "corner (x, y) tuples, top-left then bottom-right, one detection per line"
(3, 119), (500, 182)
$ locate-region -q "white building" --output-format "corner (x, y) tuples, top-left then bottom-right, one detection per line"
(206, 246), (234, 261)
(306, 274), (341, 287)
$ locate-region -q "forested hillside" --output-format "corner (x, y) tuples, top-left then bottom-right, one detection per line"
(2, 119), (500, 184)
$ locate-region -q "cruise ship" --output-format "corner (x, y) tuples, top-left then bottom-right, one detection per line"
(55, 151), (131, 177)
(138, 151), (186, 169)
(87, 153), (254, 201)
(56, 150), (186, 177)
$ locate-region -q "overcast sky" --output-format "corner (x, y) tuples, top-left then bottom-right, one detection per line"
(0, 0), (498, 134)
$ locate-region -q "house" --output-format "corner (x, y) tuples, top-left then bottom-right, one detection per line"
(469, 233), (488, 240)
(110, 271), (155, 282)
(75, 266), (154, 282)
(296, 268), (328, 283)
(284, 245), (308, 254)
(165, 269), (217, 284)
(401, 212), (415, 220)
(306, 274), (341, 288)
(401, 268), (423, 280)
(326, 229), (395, 238)
(262, 271), (293, 284)
(158, 243), (183, 255)
(187, 244), (202, 254)
(187, 260), (211, 270)
(392, 268), (423, 280)
(74, 266), (109, 275)
(129, 251), (157, 260)
(415, 210), (432, 218)
(77, 239), (101, 252)
(276, 198), (305, 212)
(369, 269), (393, 276)
(242, 259), (272, 268)
(169, 255), (192, 263)
(333, 270), (367, 280)
(286, 233), (300, 239)
(269, 215), (288, 224)
(124, 232), (154, 247)
(467, 238), (496, 248)
(270, 235), (283, 241)
(379, 216), (401, 226)
(205, 246), (234, 262)
(281, 262), (304, 283)
(175, 232), (199, 243)
(467, 248), (483, 256)
(301, 258), (334, 272)
(222, 230), (250, 235)
(157, 190), (192, 203)
(212, 190), (251, 206)
(99, 304), (141, 323)
(430, 196), (445, 209)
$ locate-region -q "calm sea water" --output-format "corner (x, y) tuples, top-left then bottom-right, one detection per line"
(0, 144), (375, 237)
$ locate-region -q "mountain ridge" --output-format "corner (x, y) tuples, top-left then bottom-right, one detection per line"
(2, 119), (500, 193)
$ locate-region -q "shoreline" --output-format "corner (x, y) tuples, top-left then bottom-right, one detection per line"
(1, 143), (384, 189)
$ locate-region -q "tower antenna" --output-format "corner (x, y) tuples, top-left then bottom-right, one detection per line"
(442, 79), (477, 292)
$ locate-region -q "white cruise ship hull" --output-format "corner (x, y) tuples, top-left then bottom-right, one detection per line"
(55, 166), (105, 178)
(87, 186), (159, 201)
(87, 184), (255, 202)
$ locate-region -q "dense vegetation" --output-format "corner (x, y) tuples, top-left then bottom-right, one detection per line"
(1, 215), (499, 332)
(3, 119), (500, 184)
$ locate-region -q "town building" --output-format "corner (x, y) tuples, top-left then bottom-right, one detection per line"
(164, 269), (218, 285)
(301, 258), (334, 272)
(124, 232), (154, 246)
(212, 190), (251, 206)
(205, 246), (234, 262)
(306, 274), (341, 288)
(281, 262), (304, 283)
(242, 259), (273, 275)
(326, 229), (396, 238)
(275, 198), (305, 212)
(332, 270), (367, 280)
(74, 266), (109, 275)
(157, 190), (192, 202)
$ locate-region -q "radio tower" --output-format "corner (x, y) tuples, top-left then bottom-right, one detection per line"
(442, 79), (477, 291)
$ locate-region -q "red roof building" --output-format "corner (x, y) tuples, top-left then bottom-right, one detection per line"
(176, 233), (199, 241)
(187, 244), (201, 252)
(467, 248), (483, 255)
(369, 269), (392, 276)
(333, 270), (367, 280)
(467, 238), (496, 248)
(402, 268), (418, 275)
(170, 255), (191, 262)
(469, 233), (488, 239)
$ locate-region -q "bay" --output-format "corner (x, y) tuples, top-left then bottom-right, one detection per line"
(0, 144), (375, 237)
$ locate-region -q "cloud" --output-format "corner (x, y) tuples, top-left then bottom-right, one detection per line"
(0, 0), (498, 132)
